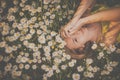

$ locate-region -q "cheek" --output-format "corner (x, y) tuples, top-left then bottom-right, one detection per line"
(65, 38), (75, 49)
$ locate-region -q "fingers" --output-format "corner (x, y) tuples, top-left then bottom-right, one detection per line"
(60, 27), (70, 39)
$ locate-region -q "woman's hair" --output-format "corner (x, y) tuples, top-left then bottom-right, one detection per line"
(65, 41), (94, 59)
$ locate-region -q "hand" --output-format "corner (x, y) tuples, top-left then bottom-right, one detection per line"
(60, 23), (72, 39)
(60, 19), (85, 38)
(68, 19), (85, 35)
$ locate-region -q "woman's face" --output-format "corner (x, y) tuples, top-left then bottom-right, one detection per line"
(65, 28), (89, 50)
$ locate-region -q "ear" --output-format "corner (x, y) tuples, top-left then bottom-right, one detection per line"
(82, 44), (85, 48)
(78, 45), (85, 50)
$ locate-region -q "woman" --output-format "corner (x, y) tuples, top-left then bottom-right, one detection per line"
(61, 0), (120, 59)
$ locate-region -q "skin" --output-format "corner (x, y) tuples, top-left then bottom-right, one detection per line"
(61, 0), (95, 38)
(65, 23), (102, 50)
(66, 8), (120, 35)
(104, 23), (120, 46)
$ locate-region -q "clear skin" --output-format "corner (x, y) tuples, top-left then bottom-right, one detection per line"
(61, 0), (120, 59)
(104, 23), (120, 46)
(67, 8), (120, 35)
(65, 23), (102, 50)
(61, 0), (95, 38)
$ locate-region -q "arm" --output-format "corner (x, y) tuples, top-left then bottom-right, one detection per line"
(61, 0), (95, 38)
(70, 0), (95, 25)
(77, 7), (120, 28)
(104, 23), (120, 46)
(69, 7), (120, 34)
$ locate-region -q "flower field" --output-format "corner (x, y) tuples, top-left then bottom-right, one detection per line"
(0, 0), (120, 80)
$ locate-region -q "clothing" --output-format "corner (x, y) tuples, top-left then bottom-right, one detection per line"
(96, 0), (120, 7)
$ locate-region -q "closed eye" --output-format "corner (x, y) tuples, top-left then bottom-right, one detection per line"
(73, 38), (78, 44)
(74, 38), (78, 42)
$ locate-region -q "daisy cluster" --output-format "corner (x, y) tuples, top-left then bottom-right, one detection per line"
(0, 0), (120, 80)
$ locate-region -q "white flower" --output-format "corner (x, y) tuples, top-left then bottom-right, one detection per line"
(25, 34), (32, 40)
(56, 69), (60, 73)
(84, 72), (94, 78)
(110, 61), (118, 67)
(31, 17), (37, 22)
(28, 43), (35, 49)
(33, 59), (37, 63)
(24, 53), (29, 57)
(16, 71), (22, 76)
(116, 49), (120, 53)
(43, 0), (52, 4)
(77, 66), (84, 72)
(5, 46), (13, 53)
(44, 46), (51, 53)
(50, 14), (55, 19)
(1, 1), (6, 8)
(100, 43), (105, 47)
(71, 59), (77, 64)
(106, 66), (113, 72)
(52, 0), (60, 3)
(38, 34), (46, 44)
(41, 65), (47, 70)
(12, 65), (18, 70)
(4, 64), (12, 71)
(19, 12), (24, 16)
(13, 0), (18, 5)
(7, 15), (15, 21)
(45, 12), (51, 16)
(48, 41), (53, 46)
(23, 40), (29, 46)
(61, 57), (66, 62)
(33, 47), (39, 52)
(30, 28), (35, 34)
(25, 64), (30, 70)
(52, 65), (58, 70)
(37, 7), (42, 12)
(86, 58), (93, 65)
(59, 43), (65, 48)
(55, 35), (63, 43)
(20, 18), (27, 24)
(51, 31), (57, 37)
(93, 67), (100, 73)
(68, 62), (74, 67)
(0, 41), (6, 48)
(47, 70), (53, 77)
(87, 72), (94, 78)
(66, 55), (71, 60)
(99, 52), (104, 57)
(19, 64), (24, 69)
(101, 70), (110, 75)
(54, 58), (62, 64)
(87, 66), (93, 72)
(46, 35), (52, 40)
(61, 65), (67, 70)
(21, 57), (29, 63)
(72, 73), (80, 80)
(109, 45), (116, 52)
(32, 65), (37, 69)
(0, 55), (3, 62)
(2, 30), (9, 36)
(91, 43), (97, 50)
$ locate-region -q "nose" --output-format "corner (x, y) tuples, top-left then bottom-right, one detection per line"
(65, 38), (76, 49)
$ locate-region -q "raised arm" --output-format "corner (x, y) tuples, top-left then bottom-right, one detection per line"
(61, 0), (95, 38)
(69, 7), (120, 34)
(70, 0), (95, 25)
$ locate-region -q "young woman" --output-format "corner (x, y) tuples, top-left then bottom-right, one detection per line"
(60, 0), (120, 59)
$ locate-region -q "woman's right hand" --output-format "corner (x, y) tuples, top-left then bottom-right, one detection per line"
(60, 19), (85, 39)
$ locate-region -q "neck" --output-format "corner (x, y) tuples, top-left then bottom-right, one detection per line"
(87, 26), (102, 42)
